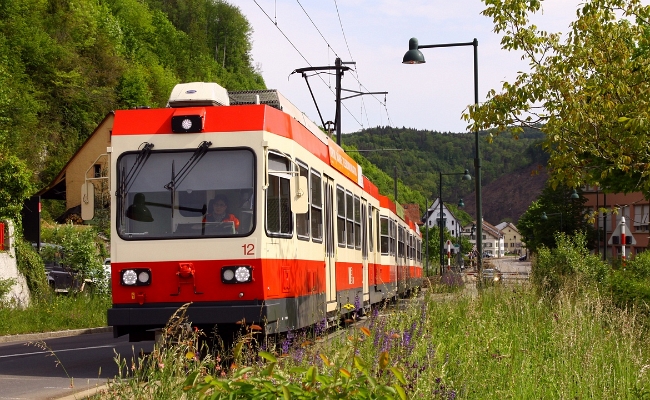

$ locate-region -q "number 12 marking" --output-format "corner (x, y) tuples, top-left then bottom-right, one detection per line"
(242, 244), (255, 256)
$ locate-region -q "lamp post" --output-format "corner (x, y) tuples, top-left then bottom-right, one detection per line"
(438, 170), (471, 274)
(424, 182), (468, 277)
(540, 189), (580, 233)
(403, 37), (483, 273)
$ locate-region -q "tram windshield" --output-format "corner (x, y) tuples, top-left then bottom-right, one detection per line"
(117, 148), (255, 240)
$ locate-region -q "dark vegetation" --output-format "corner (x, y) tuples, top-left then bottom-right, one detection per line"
(342, 126), (549, 223)
(0, 0), (265, 221)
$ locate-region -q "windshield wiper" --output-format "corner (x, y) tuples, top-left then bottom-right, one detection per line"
(164, 141), (212, 217)
(116, 142), (154, 225)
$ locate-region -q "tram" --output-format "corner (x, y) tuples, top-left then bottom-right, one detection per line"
(82, 82), (423, 341)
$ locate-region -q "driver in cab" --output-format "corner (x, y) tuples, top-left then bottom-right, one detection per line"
(204, 195), (240, 231)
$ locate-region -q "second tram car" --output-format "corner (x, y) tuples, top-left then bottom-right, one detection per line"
(82, 82), (423, 341)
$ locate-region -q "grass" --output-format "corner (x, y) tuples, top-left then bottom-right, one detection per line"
(0, 292), (111, 335)
(91, 282), (650, 399)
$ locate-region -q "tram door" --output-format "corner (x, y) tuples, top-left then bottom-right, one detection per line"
(324, 176), (337, 312)
(361, 200), (369, 303)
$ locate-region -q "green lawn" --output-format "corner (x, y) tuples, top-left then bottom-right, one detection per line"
(0, 292), (110, 336)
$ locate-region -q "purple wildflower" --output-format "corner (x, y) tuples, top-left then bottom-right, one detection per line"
(402, 331), (412, 349)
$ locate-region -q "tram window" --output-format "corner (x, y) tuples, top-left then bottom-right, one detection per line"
(336, 186), (346, 247)
(398, 226), (405, 259)
(390, 219), (396, 256)
(361, 202), (368, 258)
(116, 148), (255, 240)
(310, 170), (323, 243)
(368, 206), (374, 253)
(296, 161), (309, 241)
(353, 195), (361, 250)
(380, 216), (389, 255)
(266, 152), (292, 237)
(346, 191), (354, 248)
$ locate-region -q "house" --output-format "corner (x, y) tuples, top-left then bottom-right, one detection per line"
(581, 186), (649, 259)
(495, 222), (523, 255)
(423, 198), (463, 238)
(23, 113), (113, 242)
(462, 220), (504, 257)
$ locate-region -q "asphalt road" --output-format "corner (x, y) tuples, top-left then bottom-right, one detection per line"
(0, 331), (153, 400)
(484, 255), (531, 277)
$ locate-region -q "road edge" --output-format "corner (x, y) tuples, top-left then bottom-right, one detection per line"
(0, 326), (112, 344)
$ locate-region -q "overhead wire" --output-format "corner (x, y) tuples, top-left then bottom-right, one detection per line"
(253, 0), (362, 127)
(331, 0), (392, 127)
(254, 0), (391, 129)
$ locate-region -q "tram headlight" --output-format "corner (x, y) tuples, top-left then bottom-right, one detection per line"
(122, 270), (137, 285)
(221, 266), (252, 284)
(120, 268), (152, 286)
(235, 266), (250, 282)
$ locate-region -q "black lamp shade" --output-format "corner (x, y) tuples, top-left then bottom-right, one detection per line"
(403, 38), (425, 64)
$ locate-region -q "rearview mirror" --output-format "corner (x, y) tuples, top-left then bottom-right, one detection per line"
(81, 182), (95, 220)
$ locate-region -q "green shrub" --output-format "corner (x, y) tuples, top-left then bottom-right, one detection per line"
(532, 232), (608, 295)
(0, 155), (34, 224)
(0, 277), (15, 300)
(15, 237), (48, 295)
(623, 250), (650, 280)
(607, 270), (650, 316)
(41, 223), (104, 282)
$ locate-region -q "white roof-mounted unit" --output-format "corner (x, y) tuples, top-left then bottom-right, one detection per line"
(168, 82), (230, 108)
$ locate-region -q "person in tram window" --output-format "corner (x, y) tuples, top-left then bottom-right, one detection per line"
(204, 195), (240, 232)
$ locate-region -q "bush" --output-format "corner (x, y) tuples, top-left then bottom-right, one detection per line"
(0, 155), (34, 224)
(15, 237), (48, 295)
(40, 223), (105, 283)
(606, 252), (650, 316)
(532, 232), (608, 295)
(607, 270), (650, 316)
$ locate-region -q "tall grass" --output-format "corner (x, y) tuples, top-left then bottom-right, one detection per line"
(96, 283), (650, 399)
(0, 292), (110, 335)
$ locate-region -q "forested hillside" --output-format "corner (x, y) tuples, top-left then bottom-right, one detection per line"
(0, 0), (264, 188)
(341, 126), (549, 222)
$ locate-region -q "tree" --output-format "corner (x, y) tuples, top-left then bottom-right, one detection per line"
(0, 155), (34, 224)
(517, 184), (595, 253)
(469, 0), (650, 196)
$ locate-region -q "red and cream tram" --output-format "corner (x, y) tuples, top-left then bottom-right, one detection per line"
(82, 82), (423, 341)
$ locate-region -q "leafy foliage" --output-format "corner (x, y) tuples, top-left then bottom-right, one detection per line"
(342, 126), (546, 214)
(608, 250), (650, 315)
(533, 232), (609, 295)
(0, 0), (264, 203)
(470, 0), (650, 196)
(0, 155), (34, 223)
(14, 237), (48, 295)
(40, 224), (104, 282)
(517, 183), (596, 253)
(0, 277), (15, 301)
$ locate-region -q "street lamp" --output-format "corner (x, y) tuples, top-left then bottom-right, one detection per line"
(403, 37), (483, 273)
(541, 211), (564, 232)
(540, 188), (580, 232)
(424, 193), (467, 277)
(438, 170), (471, 274)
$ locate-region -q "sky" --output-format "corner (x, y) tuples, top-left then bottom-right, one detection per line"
(237, 0), (583, 134)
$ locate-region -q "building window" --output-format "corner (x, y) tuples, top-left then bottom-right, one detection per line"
(634, 204), (649, 232)
(94, 164), (102, 178)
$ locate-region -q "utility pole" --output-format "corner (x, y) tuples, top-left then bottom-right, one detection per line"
(292, 58), (386, 146)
